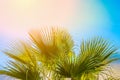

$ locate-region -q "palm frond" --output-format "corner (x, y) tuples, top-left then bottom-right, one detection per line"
(52, 37), (118, 80)
(0, 61), (42, 80)
(77, 37), (118, 79)
(0, 42), (42, 80)
(29, 27), (74, 63)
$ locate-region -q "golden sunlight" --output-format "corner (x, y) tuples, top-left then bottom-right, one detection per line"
(13, 0), (34, 7)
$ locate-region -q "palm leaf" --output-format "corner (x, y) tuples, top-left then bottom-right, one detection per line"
(0, 42), (42, 80)
(29, 27), (74, 63)
(52, 37), (118, 80)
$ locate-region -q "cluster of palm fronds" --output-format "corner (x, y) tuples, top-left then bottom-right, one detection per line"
(0, 27), (119, 80)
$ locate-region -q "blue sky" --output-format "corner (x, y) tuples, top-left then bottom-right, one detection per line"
(102, 0), (120, 46)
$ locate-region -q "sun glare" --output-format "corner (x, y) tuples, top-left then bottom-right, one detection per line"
(12, 0), (35, 10)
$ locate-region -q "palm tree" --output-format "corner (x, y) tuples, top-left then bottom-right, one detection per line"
(0, 27), (119, 80)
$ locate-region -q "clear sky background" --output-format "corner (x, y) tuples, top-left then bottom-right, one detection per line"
(0, 0), (120, 69)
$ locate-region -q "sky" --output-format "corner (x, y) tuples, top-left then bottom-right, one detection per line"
(0, 0), (120, 75)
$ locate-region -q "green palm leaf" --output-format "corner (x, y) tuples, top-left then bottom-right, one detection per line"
(0, 42), (42, 80)
(53, 37), (118, 80)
